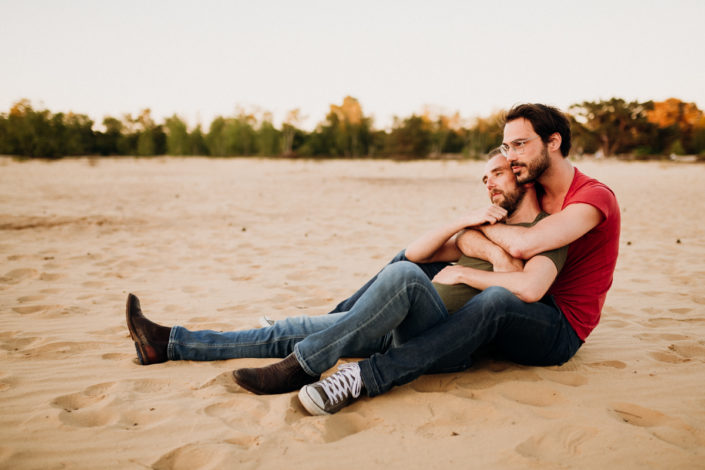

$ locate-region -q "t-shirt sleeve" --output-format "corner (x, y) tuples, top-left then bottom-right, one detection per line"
(535, 245), (568, 273)
(565, 182), (617, 222)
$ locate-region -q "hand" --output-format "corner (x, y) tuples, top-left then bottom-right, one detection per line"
(432, 265), (466, 285)
(458, 205), (507, 228)
(489, 251), (524, 272)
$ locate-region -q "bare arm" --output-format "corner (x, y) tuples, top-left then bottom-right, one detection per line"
(432, 255), (558, 303)
(479, 203), (603, 259)
(455, 229), (524, 272)
(406, 206), (507, 264)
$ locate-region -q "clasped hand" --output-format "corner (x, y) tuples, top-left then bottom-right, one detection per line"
(458, 205), (507, 228)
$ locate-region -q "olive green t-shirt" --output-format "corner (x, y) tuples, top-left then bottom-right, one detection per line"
(433, 212), (568, 314)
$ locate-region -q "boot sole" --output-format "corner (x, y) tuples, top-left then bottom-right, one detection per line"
(125, 293), (150, 365)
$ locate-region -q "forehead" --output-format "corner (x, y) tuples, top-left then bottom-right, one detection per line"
(483, 155), (510, 177)
(503, 117), (536, 142)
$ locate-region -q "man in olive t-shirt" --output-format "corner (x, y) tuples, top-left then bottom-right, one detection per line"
(434, 211), (567, 313)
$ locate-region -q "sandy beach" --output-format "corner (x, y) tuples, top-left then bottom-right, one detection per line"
(1, 156), (704, 469)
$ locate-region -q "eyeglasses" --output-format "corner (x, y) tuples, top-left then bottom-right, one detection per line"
(500, 136), (540, 157)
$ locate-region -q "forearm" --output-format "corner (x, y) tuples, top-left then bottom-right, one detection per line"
(407, 205), (510, 264)
(405, 220), (464, 263)
(480, 223), (534, 259)
(456, 229), (523, 272)
(481, 203), (605, 259)
(457, 267), (550, 303)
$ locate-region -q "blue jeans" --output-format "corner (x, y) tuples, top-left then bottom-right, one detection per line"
(168, 251), (450, 369)
(358, 285), (583, 397)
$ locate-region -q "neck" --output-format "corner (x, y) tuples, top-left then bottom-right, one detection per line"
(537, 154), (575, 211)
(506, 186), (542, 224)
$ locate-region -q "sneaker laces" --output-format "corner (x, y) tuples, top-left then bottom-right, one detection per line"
(319, 363), (362, 405)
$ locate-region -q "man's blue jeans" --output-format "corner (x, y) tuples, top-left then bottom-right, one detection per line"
(168, 251), (450, 371)
(358, 285), (582, 397)
(168, 250), (581, 396)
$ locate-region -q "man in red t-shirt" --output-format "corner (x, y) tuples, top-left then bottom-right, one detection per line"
(292, 103), (620, 415)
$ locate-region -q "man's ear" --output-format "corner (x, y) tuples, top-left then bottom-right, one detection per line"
(548, 132), (562, 152)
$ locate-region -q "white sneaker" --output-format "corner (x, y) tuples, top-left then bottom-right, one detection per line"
(258, 316), (275, 327)
(298, 363), (363, 415)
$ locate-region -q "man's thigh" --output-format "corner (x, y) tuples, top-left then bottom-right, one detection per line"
(490, 297), (580, 366)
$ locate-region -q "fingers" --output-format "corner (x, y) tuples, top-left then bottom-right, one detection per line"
(483, 205), (507, 224)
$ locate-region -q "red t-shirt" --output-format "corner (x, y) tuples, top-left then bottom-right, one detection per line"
(547, 168), (620, 341)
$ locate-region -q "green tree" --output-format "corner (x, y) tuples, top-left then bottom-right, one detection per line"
(569, 98), (656, 156)
(316, 97), (372, 157)
(281, 108), (303, 157)
(464, 112), (504, 158)
(388, 115), (431, 158)
(135, 109), (156, 156)
(256, 112), (281, 156)
(188, 125), (209, 156)
(206, 117), (227, 156)
(165, 114), (189, 155)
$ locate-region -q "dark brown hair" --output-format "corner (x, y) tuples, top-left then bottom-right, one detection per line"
(505, 104), (571, 157)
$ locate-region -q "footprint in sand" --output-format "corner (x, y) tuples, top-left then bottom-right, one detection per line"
(16, 294), (47, 303)
(409, 374), (461, 393)
(181, 285), (203, 294)
(663, 342), (705, 361)
(81, 280), (106, 289)
(0, 268), (39, 284)
(11, 305), (61, 315)
(39, 272), (64, 281)
(51, 382), (118, 428)
(515, 424), (599, 462)
(101, 352), (133, 361)
(536, 369), (588, 387)
(0, 332), (40, 353)
(635, 332), (690, 341)
(585, 360), (627, 369)
(495, 381), (564, 407)
(0, 371), (17, 392)
(668, 307), (693, 314)
(291, 410), (376, 444)
(648, 350), (690, 364)
(152, 442), (240, 470)
(611, 402), (705, 450)
(22, 340), (103, 359)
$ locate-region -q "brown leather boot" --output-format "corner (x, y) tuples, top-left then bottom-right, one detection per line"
(125, 293), (171, 365)
(233, 353), (319, 395)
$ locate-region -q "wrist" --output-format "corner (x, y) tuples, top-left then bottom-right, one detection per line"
(487, 245), (508, 265)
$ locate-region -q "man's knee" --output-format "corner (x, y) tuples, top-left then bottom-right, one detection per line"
(379, 260), (424, 283)
(474, 286), (519, 311)
(390, 249), (408, 263)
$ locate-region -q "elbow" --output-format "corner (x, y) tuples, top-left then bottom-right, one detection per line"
(508, 240), (539, 260)
(515, 284), (547, 303)
(507, 246), (525, 259)
(404, 250), (423, 263)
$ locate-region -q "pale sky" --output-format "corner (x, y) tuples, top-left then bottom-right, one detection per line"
(1, 0), (703, 130)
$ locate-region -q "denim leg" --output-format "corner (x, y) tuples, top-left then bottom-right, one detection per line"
(328, 250), (449, 314)
(294, 261), (450, 376)
(168, 312), (354, 361)
(358, 286), (582, 397)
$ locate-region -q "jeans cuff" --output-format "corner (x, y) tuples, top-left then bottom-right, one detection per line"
(293, 343), (318, 377)
(166, 325), (181, 361)
(358, 359), (380, 397)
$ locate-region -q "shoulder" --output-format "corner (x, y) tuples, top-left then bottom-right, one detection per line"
(565, 168), (619, 220)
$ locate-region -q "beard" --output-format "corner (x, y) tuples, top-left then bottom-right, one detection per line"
(514, 144), (550, 184)
(495, 184), (527, 215)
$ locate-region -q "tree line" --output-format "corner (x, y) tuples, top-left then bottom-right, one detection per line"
(1, 96), (704, 159)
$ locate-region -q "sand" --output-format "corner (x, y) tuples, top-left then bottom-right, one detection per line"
(0, 156), (704, 469)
